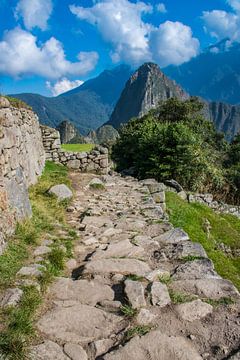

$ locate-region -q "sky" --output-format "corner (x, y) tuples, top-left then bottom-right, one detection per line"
(0, 0), (239, 96)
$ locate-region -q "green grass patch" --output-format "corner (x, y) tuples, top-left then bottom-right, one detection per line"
(89, 183), (105, 190)
(166, 192), (240, 290)
(158, 274), (171, 284)
(120, 305), (137, 318)
(169, 290), (197, 304)
(61, 143), (94, 153)
(203, 297), (235, 307)
(0, 161), (76, 359)
(4, 96), (31, 110)
(125, 274), (145, 282)
(125, 325), (152, 340)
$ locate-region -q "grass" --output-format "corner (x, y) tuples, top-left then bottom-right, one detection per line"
(125, 274), (145, 282)
(169, 290), (197, 304)
(158, 274), (171, 284)
(61, 143), (94, 153)
(125, 325), (152, 340)
(166, 192), (240, 290)
(0, 161), (76, 359)
(89, 183), (105, 190)
(120, 305), (137, 318)
(203, 297), (235, 307)
(4, 96), (31, 110)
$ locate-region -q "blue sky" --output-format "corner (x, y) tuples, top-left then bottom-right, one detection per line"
(0, 0), (239, 96)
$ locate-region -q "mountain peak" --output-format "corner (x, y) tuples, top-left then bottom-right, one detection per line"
(108, 63), (188, 128)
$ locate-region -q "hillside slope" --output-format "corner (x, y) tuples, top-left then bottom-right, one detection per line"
(11, 65), (132, 135)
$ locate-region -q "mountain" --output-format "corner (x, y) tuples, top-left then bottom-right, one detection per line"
(11, 65), (133, 135)
(86, 125), (119, 145)
(108, 62), (240, 141)
(108, 62), (189, 128)
(164, 39), (240, 105)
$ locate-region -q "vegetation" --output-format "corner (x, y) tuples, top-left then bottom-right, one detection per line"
(169, 290), (197, 304)
(61, 143), (94, 152)
(125, 325), (152, 340)
(0, 161), (77, 359)
(120, 304), (137, 318)
(112, 97), (240, 203)
(4, 96), (31, 110)
(89, 182), (105, 190)
(166, 191), (240, 290)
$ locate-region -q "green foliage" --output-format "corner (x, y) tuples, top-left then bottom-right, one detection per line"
(158, 274), (171, 284)
(125, 274), (145, 281)
(203, 297), (235, 307)
(89, 183), (105, 190)
(61, 143), (94, 152)
(125, 325), (152, 340)
(166, 191), (240, 290)
(225, 133), (240, 204)
(4, 96), (31, 110)
(0, 286), (41, 359)
(47, 248), (65, 275)
(169, 290), (197, 304)
(112, 97), (227, 195)
(120, 305), (137, 318)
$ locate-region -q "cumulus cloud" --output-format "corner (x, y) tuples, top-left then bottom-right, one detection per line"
(150, 21), (200, 67)
(46, 78), (84, 96)
(70, 0), (153, 65)
(70, 0), (199, 67)
(202, 10), (239, 40)
(202, 0), (240, 42)
(156, 3), (167, 13)
(15, 0), (53, 30)
(0, 28), (98, 79)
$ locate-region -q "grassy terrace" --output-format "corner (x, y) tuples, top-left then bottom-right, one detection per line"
(166, 192), (240, 290)
(61, 143), (94, 152)
(0, 161), (77, 359)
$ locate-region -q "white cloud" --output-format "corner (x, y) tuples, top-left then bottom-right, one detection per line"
(227, 0), (240, 12)
(156, 3), (167, 13)
(70, 0), (199, 68)
(150, 21), (199, 67)
(202, 10), (239, 40)
(70, 0), (153, 65)
(46, 78), (84, 96)
(15, 0), (53, 31)
(0, 28), (98, 79)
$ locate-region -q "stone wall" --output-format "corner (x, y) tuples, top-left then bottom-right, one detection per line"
(41, 125), (109, 174)
(0, 97), (45, 253)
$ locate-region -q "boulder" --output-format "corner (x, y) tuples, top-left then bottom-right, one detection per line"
(103, 331), (202, 360)
(83, 258), (151, 277)
(49, 278), (114, 306)
(66, 160), (81, 169)
(151, 282), (171, 307)
(175, 299), (213, 322)
(165, 179), (183, 192)
(124, 280), (146, 309)
(0, 96), (10, 108)
(48, 184), (73, 201)
(64, 343), (88, 360)
(154, 228), (189, 244)
(136, 308), (157, 325)
(30, 340), (68, 360)
(92, 239), (144, 260)
(37, 304), (124, 343)
(173, 259), (220, 280)
(0, 288), (23, 307)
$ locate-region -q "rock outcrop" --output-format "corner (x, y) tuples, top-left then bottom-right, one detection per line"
(56, 120), (83, 144)
(86, 125), (119, 145)
(0, 97), (45, 253)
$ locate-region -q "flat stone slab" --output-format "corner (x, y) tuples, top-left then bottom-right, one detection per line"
(92, 239), (144, 260)
(83, 258), (151, 277)
(163, 242), (207, 260)
(136, 308), (157, 325)
(173, 259), (220, 280)
(0, 288), (23, 307)
(151, 282), (171, 307)
(103, 331), (202, 360)
(175, 299), (213, 322)
(37, 304), (124, 344)
(30, 340), (68, 360)
(49, 184), (73, 201)
(154, 228), (189, 244)
(49, 278), (114, 306)
(17, 264), (45, 277)
(33, 246), (51, 257)
(82, 216), (113, 227)
(124, 280), (146, 309)
(64, 343), (88, 360)
(170, 279), (240, 300)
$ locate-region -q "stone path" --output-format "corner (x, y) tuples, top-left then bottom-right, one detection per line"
(30, 173), (240, 360)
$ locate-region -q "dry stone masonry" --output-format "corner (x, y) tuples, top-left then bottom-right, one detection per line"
(41, 125), (109, 174)
(0, 97), (45, 253)
(30, 172), (240, 360)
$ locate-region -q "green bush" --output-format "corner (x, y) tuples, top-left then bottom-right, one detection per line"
(112, 97), (227, 195)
